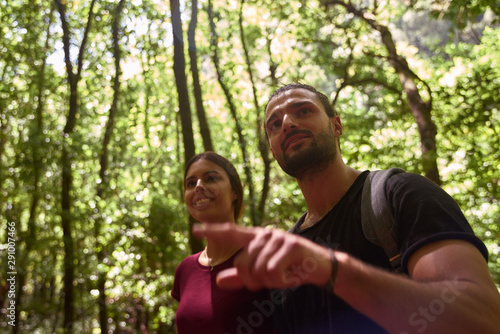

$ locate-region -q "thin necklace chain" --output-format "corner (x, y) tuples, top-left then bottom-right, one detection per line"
(204, 246), (239, 271)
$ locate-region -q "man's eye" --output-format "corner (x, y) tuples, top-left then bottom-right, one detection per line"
(299, 108), (311, 115)
(269, 120), (281, 131)
(186, 181), (196, 188)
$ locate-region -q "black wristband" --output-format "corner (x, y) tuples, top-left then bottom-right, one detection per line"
(324, 249), (338, 293)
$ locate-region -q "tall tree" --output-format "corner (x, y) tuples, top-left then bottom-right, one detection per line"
(94, 1), (125, 333)
(323, 0), (441, 184)
(0, 0), (498, 331)
(170, 0), (203, 254)
(54, 0), (96, 332)
(238, 0), (271, 226)
(207, 0), (258, 225)
(15, 6), (55, 333)
(188, 0), (214, 152)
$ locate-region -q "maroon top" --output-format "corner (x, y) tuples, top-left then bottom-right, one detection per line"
(171, 251), (275, 334)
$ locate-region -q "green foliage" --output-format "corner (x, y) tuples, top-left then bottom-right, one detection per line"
(1, 0), (498, 332)
(431, 26), (500, 282)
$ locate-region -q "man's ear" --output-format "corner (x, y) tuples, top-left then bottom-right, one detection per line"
(331, 116), (343, 136)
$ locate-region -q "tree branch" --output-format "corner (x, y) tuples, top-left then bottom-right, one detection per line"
(77, 0), (97, 79)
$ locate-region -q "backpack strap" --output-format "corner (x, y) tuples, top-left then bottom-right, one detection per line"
(361, 168), (406, 273)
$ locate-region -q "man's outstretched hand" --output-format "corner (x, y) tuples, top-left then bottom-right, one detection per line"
(193, 223), (333, 291)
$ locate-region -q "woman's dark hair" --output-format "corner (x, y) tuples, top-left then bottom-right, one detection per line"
(184, 152), (244, 221)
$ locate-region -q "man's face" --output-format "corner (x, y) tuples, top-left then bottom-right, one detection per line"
(264, 88), (341, 179)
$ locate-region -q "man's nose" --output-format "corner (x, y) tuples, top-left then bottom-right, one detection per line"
(282, 114), (297, 133)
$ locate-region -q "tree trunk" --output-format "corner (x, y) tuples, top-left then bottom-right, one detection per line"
(170, 0), (203, 254)
(14, 9), (54, 333)
(142, 21), (155, 186)
(189, 0), (213, 152)
(94, 1), (125, 333)
(207, 0), (258, 225)
(323, 1), (441, 185)
(0, 78), (6, 191)
(238, 0), (271, 226)
(60, 146), (75, 334)
(376, 24), (440, 184)
(54, 0), (96, 332)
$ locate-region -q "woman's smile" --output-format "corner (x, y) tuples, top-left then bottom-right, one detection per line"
(184, 158), (237, 223)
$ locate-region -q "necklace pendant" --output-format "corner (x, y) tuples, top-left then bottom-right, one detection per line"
(210, 266), (214, 271)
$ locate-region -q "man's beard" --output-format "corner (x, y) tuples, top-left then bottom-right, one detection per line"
(278, 126), (337, 179)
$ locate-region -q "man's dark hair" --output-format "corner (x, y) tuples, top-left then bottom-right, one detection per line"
(266, 83), (337, 118)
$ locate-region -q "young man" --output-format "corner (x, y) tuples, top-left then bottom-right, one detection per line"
(193, 84), (500, 333)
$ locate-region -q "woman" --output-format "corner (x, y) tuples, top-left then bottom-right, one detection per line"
(171, 152), (274, 334)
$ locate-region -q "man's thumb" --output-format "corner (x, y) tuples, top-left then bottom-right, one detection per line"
(216, 267), (245, 289)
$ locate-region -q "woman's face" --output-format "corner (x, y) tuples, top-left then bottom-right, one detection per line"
(184, 159), (237, 223)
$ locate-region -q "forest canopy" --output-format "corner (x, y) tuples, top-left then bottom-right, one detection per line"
(1, 0), (499, 333)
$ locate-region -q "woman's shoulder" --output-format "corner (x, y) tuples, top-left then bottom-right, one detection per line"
(182, 251), (203, 263)
(175, 251), (203, 272)
(172, 251), (205, 301)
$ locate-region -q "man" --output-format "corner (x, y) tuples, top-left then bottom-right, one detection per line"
(193, 83), (500, 333)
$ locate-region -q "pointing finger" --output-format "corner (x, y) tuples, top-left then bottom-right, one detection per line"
(192, 223), (257, 248)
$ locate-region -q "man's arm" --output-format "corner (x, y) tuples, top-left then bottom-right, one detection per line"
(193, 223), (500, 334)
(333, 239), (500, 333)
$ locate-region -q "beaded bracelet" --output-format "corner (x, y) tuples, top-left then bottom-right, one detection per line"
(323, 248), (338, 293)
